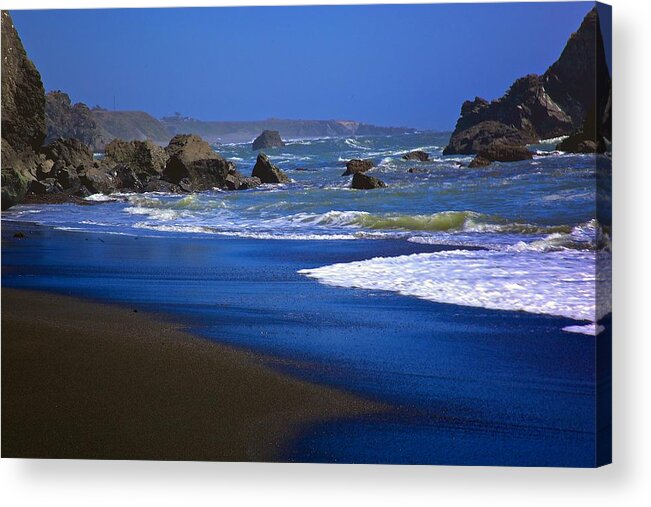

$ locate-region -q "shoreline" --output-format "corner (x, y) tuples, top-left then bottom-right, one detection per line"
(1, 287), (383, 461)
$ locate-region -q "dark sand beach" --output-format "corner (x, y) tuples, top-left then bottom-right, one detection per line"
(1, 288), (381, 460)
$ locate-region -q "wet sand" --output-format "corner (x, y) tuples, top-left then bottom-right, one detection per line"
(1, 288), (381, 461)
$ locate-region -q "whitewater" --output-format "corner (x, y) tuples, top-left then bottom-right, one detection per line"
(2, 132), (611, 332)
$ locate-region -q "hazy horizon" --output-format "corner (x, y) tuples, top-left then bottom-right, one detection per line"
(12, 2), (593, 130)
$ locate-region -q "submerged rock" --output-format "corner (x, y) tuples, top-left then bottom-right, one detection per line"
(467, 156), (492, 168)
(351, 172), (386, 189)
(342, 159), (374, 176)
(251, 153), (290, 184)
(252, 130), (285, 151)
(402, 150), (429, 162)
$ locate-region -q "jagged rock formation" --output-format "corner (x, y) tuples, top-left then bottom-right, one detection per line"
(251, 153), (290, 184)
(342, 159), (374, 176)
(351, 172), (386, 190)
(444, 7), (611, 155)
(251, 130), (285, 150)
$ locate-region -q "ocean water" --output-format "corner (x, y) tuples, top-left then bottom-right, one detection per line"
(2, 132), (612, 465)
(3, 132), (612, 332)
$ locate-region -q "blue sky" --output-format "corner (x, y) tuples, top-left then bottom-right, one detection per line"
(12, 2), (595, 130)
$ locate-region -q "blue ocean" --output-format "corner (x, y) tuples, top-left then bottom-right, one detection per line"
(1, 132), (612, 466)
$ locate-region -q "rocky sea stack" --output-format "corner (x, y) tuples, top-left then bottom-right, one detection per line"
(444, 7), (611, 155)
(251, 153), (290, 184)
(251, 130), (285, 151)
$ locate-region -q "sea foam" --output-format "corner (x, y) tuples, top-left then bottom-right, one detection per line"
(299, 249), (611, 323)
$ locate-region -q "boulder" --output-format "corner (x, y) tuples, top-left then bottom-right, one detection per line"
(28, 178), (61, 195)
(41, 138), (93, 170)
(251, 153), (290, 184)
(105, 139), (168, 175)
(55, 166), (81, 193)
(165, 134), (219, 164)
(223, 173), (261, 191)
(1, 144), (35, 209)
(252, 130), (285, 151)
(478, 142), (534, 163)
(467, 156), (492, 168)
(443, 121), (529, 155)
(163, 134), (240, 191)
(143, 179), (182, 193)
(467, 142), (533, 168)
(342, 159), (374, 176)
(402, 150), (429, 162)
(78, 162), (118, 195)
(165, 156), (235, 192)
(351, 172), (386, 190)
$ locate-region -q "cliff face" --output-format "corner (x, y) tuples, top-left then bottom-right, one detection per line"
(1, 11), (46, 152)
(1, 11), (47, 209)
(444, 7), (611, 155)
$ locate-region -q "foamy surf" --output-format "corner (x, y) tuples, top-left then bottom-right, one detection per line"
(299, 249), (611, 324)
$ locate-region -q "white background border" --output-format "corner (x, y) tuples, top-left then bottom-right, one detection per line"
(1, 0), (649, 505)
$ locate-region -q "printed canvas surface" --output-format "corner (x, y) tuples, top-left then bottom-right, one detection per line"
(1, 2), (611, 467)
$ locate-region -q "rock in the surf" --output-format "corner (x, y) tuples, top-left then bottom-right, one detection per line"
(402, 150), (429, 162)
(163, 134), (241, 191)
(342, 159), (374, 176)
(476, 141), (534, 163)
(467, 156), (492, 168)
(351, 172), (386, 189)
(251, 152), (290, 184)
(251, 130), (285, 151)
